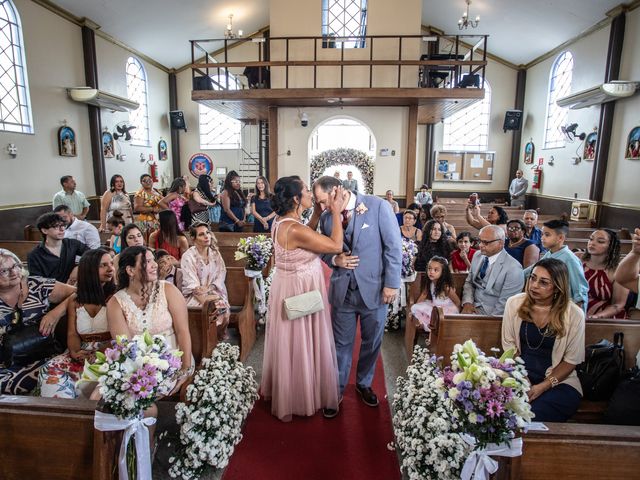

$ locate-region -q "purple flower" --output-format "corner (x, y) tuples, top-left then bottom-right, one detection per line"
(486, 400), (504, 418)
(168, 355), (182, 370)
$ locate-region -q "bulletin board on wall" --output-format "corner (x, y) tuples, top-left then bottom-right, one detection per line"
(434, 151), (495, 182)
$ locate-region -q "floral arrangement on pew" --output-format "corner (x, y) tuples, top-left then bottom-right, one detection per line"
(235, 235), (273, 316)
(259, 266), (276, 324)
(393, 341), (532, 480)
(169, 342), (259, 479)
(387, 238), (419, 331)
(81, 332), (183, 480)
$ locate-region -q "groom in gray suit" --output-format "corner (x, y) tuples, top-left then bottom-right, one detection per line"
(314, 176), (401, 417)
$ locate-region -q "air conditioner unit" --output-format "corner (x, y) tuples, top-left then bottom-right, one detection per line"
(556, 81), (639, 110)
(67, 87), (139, 112)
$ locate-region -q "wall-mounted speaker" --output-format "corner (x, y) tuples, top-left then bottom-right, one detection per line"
(168, 110), (187, 132)
(503, 110), (522, 132)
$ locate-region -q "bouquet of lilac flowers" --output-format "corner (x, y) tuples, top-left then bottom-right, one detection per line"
(401, 238), (418, 279)
(438, 340), (533, 449)
(234, 235), (273, 271)
(81, 331), (183, 420)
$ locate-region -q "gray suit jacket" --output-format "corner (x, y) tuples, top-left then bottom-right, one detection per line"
(320, 192), (401, 310)
(342, 179), (358, 192)
(462, 249), (524, 316)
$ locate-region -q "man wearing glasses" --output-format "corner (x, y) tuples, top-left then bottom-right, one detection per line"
(27, 213), (89, 283)
(461, 225), (524, 315)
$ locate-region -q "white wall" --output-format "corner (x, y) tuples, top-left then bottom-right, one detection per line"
(96, 38), (173, 193)
(603, 7), (640, 207)
(0, 0), (93, 205)
(519, 25), (609, 200)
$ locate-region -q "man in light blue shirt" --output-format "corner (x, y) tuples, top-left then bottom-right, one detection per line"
(52, 175), (90, 220)
(523, 219), (588, 313)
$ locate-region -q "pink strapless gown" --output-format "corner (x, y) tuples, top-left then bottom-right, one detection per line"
(261, 218), (340, 422)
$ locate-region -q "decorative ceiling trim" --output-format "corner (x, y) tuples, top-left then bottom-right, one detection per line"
(30, 0), (171, 73)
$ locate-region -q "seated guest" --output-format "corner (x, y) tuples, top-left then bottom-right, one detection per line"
(0, 248), (75, 394)
(505, 219), (540, 268)
(54, 204), (101, 249)
(99, 174), (133, 232)
(190, 174), (218, 226)
(133, 173), (163, 231)
(181, 223), (230, 338)
(156, 249), (183, 288)
(108, 246), (193, 393)
(411, 256), (460, 331)
(400, 210), (422, 243)
(524, 220), (588, 313)
(450, 231), (477, 273)
(148, 210), (189, 261)
(251, 176), (276, 233)
(414, 184), (432, 208)
(466, 203), (509, 232)
(461, 225), (524, 315)
(418, 205), (430, 228)
(502, 258), (585, 422)
(27, 212), (89, 283)
(523, 209), (547, 254)
(414, 220), (453, 272)
(575, 229), (628, 319)
(106, 211), (126, 254)
(430, 205), (456, 240)
(384, 190), (400, 214)
(396, 203), (422, 230)
(113, 223), (146, 273)
(37, 249), (115, 398)
(615, 227), (640, 318)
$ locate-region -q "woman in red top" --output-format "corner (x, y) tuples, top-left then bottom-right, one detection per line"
(148, 210), (189, 261)
(450, 231), (477, 273)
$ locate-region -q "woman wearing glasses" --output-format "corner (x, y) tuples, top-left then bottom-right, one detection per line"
(218, 170), (247, 232)
(0, 249), (76, 394)
(502, 258), (585, 422)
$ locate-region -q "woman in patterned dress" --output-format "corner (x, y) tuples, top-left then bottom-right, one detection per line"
(133, 173), (163, 231)
(37, 248), (116, 398)
(190, 174), (218, 225)
(99, 175), (134, 231)
(159, 177), (190, 232)
(0, 249), (75, 394)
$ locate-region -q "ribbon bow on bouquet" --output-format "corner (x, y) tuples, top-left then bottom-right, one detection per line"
(460, 434), (523, 480)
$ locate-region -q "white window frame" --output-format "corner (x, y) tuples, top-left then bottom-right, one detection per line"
(543, 51), (574, 149)
(199, 71), (241, 150)
(0, 0), (33, 134)
(321, 0), (368, 49)
(443, 77), (491, 151)
(126, 57), (151, 147)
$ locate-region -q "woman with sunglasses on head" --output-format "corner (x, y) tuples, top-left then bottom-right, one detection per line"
(37, 248), (116, 398)
(502, 258), (585, 422)
(0, 249), (75, 394)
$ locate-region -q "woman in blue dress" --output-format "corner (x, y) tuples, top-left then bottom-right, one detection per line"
(251, 176), (275, 233)
(502, 258), (585, 422)
(219, 170), (247, 232)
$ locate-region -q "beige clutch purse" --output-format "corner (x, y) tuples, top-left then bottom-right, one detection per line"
(283, 290), (324, 320)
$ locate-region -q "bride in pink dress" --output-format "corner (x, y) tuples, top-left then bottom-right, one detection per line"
(261, 176), (344, 422)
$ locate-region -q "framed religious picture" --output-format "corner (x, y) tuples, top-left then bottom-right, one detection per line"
(102, 131), (114, 158)
(524, 141), (534, 164)
(583, 132), (597, 161)
(58, 126), (77, 157)
(626, 126), (640, 160)
(158, 139), (168, 161)
(188, 153), (213, 177)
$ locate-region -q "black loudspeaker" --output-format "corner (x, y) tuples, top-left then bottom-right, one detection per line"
(193, 76), (214, 91)
(169, 110), (187, 132)
(503, 110), (522, 132)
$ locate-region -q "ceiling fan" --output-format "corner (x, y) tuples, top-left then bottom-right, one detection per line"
(113, 122), (137, 141)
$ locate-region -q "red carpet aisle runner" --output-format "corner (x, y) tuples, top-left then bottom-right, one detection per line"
(222, 336), (401, 480)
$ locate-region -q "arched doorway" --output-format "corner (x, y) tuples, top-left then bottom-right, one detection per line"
(308, 117), (376, 193)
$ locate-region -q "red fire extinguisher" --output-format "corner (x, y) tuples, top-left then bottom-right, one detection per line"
(532, 166), (542, 189)
(148, 154), (158, 183)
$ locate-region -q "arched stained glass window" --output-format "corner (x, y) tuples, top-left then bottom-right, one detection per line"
(126, 57), (150, 146)
(543, 52), (573, 149)
(0, 0), (33, 133)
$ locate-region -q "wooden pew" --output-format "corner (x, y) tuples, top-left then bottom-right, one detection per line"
(0, 396), (118, 480)
(24, 224), (111, 245)
(187, 298), (219, 365)
(0, 240), (40, 261)
(567, 237), (632, 254)
(214, 231), (264, 268)
(225, 267), (257, 362)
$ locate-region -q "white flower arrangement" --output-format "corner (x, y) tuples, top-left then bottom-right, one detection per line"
(393, 345), (470, 480)
(309, 147), (375, 194)
(169, 343), (259, 479)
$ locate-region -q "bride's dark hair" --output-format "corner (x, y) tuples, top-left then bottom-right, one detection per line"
(271, 176), (303, 216)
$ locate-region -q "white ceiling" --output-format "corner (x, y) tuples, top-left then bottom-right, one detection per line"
(49, 0), (624, 69)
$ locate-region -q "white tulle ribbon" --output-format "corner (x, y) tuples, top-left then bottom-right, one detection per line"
(94, 410), (157, 480)
(460, 435), (523, 480)
(392, 272), (417, 314)
(244, 269), (267, 315)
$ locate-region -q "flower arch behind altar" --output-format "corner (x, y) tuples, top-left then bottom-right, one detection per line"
(310, 148), (374, 194)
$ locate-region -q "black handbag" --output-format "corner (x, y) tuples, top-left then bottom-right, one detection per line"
(603, 367), (640, 426)
(577, 332), (625, 401)
(1, 323), (60, 367)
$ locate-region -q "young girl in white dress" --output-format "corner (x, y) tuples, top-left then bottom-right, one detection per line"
(410, 256), (461, 331)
